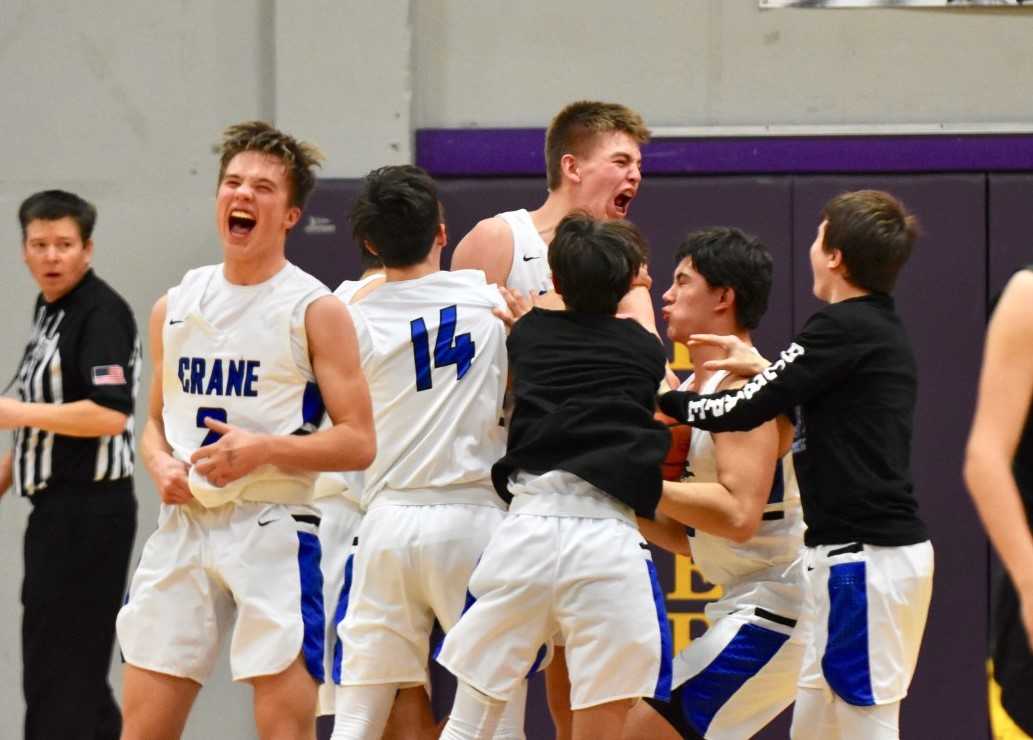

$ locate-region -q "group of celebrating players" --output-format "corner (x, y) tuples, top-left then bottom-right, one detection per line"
(114, 101), (933, 740)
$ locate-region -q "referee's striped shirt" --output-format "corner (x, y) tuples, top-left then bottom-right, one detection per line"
(11, 270), (139, 496)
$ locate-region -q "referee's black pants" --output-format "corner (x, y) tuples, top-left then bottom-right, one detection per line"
(22, 481), (136, 740)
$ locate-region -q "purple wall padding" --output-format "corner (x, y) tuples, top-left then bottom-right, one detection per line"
(416, 128), (1033, 176)
(988, 175), (1033, 296)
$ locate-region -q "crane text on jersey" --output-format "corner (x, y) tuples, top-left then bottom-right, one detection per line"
(177, 357), (260, 397)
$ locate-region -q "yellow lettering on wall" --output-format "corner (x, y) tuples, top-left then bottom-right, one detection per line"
(668, 554), (723, 600)
(671, 342), (693, 371)
(668, 613), (712, 654)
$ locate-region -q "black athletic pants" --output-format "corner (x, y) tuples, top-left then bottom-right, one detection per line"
(21, 480), (136, 740)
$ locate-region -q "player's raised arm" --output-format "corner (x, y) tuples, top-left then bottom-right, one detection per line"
(450, 217), (514, 286)
(658, 312), (852, 433)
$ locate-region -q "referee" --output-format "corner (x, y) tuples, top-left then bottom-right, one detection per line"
(0, 190), (139, 740)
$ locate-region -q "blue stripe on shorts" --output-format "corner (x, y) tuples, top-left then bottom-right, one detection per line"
(296, 531), (326, 682)
(822, 560), (875, 706)
(646, 558), (674, 701)
(680, 622), (789, 735)
(331, 552), (355, 685)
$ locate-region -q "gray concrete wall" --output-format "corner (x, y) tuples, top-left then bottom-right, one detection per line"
(412, 0), (1033, 128)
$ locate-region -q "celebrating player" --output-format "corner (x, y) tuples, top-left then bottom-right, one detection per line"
(626, 227), (805, 740)
(117, 121), (376, 740)
(437, 214), (673, 740)
(451, 100), (658, 737)
(331, 165), (524, 740)
(659, 191), (933, 740)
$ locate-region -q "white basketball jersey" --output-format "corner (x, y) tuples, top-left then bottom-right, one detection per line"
(681, 372), (804, 586)
(347, 270), (508, 509)
(162, 263), (329, 507)
(498, 209), (552, 295)
(312, 272), (388, 503)
(334, 272), (385, 304)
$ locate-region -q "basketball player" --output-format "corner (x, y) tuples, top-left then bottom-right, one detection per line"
(451, 100), (658, 736)
(117, 121), (376, 740)
(964, 266), (1033, 737)
(623, 227), (805, 740)
(331, 165), (525, 740)
(659, 191), (933, 740)
(436, 214), (673, 740)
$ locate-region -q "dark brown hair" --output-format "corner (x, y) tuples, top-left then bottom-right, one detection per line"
(218, 121), (324, 208)
(544, 101), (650, 190)
(549, 212), (646, 314)
(821, 190), (919, 294)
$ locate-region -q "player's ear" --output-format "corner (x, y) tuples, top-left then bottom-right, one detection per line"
(436, 221), (447, 250)
(284, 205), (302, 231)
(826, 248), (845, 271)
(717, 286), (736, 313)
(560, 153), (581, 185)
(363, 240), (380, 257)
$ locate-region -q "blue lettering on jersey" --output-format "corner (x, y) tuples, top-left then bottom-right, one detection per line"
(177, 357), (260, 397)
(408, 305), (476, 392)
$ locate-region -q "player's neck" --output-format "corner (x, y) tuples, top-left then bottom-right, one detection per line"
(385, 258), (438, 283)
(689, 330), (752, 388)
(529, 190), (578, 246)
(825, 279), (870, 304)
(222, 252), (287, 286)
(384, 243), (442, 283)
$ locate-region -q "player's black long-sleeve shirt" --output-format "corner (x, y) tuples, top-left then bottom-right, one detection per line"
(493, 308), (670, 518)
(659, 293), (928, 547)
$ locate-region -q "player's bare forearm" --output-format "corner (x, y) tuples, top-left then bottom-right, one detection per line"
(637, 512), (691, 556)
(0, 397), (126, 437)
(657, 480), (758, 543)
(0, 449), (12, 497)
(263, 423), (375, 472)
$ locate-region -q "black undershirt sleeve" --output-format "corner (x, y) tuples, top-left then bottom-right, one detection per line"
(75, 304), (137, 416)
(658, 311), (854, 433)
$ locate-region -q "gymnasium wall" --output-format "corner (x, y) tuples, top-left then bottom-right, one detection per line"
(1, 1), (1031, 737)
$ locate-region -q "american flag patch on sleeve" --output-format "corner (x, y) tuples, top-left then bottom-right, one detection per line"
(92, 365), (126, 386)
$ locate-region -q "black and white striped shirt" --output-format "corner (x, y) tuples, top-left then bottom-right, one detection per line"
(11, 270), (140, 496)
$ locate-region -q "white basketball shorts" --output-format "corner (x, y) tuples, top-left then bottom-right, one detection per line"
(336, 501), (505, 687)
(436, 509), (673, 710)
(117, 500), (325, 683)
(796, 540), (934, 706)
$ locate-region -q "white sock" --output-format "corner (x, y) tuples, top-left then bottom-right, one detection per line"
(440, 681), (507, 740)
(330, 683), (399, 740)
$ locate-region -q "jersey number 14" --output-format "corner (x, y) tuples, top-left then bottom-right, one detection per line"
(409, 305), (475, 391)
